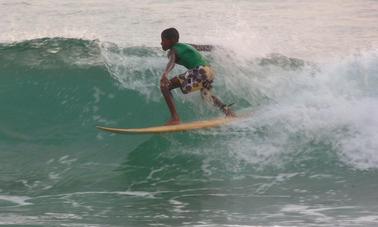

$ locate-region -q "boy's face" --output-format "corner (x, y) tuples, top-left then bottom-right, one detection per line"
(161, 37), (175, 51)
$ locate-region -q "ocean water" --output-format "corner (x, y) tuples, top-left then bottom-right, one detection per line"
(1, 1), (378, 226)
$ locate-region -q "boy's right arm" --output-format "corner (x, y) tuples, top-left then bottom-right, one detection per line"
(160, 50), (176, 87)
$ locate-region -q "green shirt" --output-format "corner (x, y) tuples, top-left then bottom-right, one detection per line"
(171, 43), (209, 69)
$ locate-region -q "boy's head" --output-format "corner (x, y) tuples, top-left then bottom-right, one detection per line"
(161, 28), (179, 51)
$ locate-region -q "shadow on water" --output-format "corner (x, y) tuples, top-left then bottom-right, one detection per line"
(115, 134), (209, 192)
(107, 134), (226, 226)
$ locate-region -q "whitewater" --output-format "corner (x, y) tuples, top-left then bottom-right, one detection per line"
(1, 1), (378, 226)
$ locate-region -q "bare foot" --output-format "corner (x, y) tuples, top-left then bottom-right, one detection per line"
(165, 118), (180, 126)
(224, 108), (237, 118)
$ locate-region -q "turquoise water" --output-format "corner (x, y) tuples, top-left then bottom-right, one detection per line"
(1, 1), (378, 226)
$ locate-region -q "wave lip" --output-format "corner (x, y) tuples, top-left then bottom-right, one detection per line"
(0, 37), (102, 69)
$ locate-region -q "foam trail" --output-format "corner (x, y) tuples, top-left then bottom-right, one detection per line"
(0, 195), (32, 206)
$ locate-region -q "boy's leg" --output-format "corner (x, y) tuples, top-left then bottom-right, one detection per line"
(160, 77), (181, 125)
(212, 95), (236, 117)
(201, 88), (236, 117)
(198, 66), (235, 117)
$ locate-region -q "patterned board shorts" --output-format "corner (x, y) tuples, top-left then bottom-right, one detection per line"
(177, 65), (215, 94)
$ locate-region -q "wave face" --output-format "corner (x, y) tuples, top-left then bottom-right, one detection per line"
(1, 37), (378, 226)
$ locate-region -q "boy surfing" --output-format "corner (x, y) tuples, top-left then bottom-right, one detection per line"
(160, 28), (235, 125)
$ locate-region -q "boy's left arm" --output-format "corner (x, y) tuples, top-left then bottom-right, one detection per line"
(189, 44), (214, 52)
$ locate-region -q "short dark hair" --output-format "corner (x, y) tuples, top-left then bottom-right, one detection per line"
(161, 28), (179, 42)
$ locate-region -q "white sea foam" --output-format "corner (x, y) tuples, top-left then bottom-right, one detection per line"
(37, 191), (157, 199)
(0, 195), (32, 206)
(188, 50), (378, 171)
